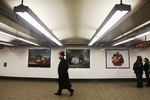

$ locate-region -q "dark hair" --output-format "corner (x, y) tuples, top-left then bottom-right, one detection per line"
(144, 58), (149, 62)
(137, 56), (142, 62)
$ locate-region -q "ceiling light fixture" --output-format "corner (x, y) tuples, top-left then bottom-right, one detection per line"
(0, 29), (39, 46)
(14, 0), (63, 46)
(0, 41), (17, 46)
(113, 20), (150, 41)
(113, 31), (150, 46)
(113, 20), (150, 46)
(113, 38), (135, 46)
(88, 0), (131, 46)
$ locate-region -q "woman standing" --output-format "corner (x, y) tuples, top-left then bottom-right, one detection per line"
(143, 58), (150, 86)
(133, 56), (143, 88)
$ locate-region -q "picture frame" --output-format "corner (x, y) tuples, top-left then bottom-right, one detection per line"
(66, 49), (90, 68)
(106, 49), (130, 69)
(28, 49), (51, 68)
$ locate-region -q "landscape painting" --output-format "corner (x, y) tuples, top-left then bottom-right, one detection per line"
(28, 49), (51, 68)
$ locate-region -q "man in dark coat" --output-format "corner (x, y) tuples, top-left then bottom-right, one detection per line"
(55, 51), (74, 96)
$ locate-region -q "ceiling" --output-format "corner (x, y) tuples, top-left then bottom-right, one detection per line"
(0, 0), (150, 47)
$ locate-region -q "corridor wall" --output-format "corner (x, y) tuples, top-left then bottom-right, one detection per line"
(0, 47), (149, 79)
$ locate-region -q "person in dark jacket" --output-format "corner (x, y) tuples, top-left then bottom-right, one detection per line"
(133, 56), (143, 88)
(143, 58), (150, 86)
(55, 51), (74, 96)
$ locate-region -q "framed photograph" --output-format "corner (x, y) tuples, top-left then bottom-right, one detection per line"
(66, 49), (90, 68)
(106, 49), (130, 69)
(28, 49), (51, 68)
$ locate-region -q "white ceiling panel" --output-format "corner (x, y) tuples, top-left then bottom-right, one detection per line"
(0, 0), (149, 46)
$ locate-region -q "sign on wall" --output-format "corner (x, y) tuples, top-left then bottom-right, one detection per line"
(106, 49), (130, 69)
(66, 49), (90, 68)
(28, 49), (51, 68)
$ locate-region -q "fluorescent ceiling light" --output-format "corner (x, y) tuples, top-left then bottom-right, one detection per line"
(113, 31), (150, 46)
(0, 41), (16, 46)
(135, 31), (150, 38)
(88, 2), (131, 46)
(16, 36), (40, 46)
(113, 38), (135, 46)
(113, 30), (132, 41)
(113, 20), (150, 41)
(14, 3), (62, 46)
(0, 30), (39, 46)
(113, 20), (150, 46)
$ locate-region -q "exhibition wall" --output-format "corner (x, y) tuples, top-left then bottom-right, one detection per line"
(0, 47), (150, 79)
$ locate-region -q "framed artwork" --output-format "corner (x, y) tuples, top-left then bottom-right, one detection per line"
(66, 49), (90, 68)
(106, 49), (130, 69)
(28, 49), (51, 68)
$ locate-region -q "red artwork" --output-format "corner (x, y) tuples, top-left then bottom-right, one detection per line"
(112, 52), (124, 66)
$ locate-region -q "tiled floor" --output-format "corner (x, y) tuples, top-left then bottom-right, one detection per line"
(0, 78), (150, 100)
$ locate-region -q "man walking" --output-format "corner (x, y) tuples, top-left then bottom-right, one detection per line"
(55, 51), (74, 96)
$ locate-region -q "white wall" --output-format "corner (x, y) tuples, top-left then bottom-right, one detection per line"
(0, 46), (150, 79)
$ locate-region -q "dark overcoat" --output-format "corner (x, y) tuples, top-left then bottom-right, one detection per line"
(143, 61), (149, 73)
(133, 61), (143, 74)
(58, 58), (71, 89)
(133, 60), (143, 87)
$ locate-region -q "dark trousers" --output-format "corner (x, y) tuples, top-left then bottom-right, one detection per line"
(136, 73), (143, 87)
(57, 87), (73, 94)
(145, 72), (150, 85)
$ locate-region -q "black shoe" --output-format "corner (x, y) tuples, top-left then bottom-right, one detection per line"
(55, 93), (61, 96)
(70, 89), (74, 96)
(137, 86), (143, 88)
(145, 84), (150, 87)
